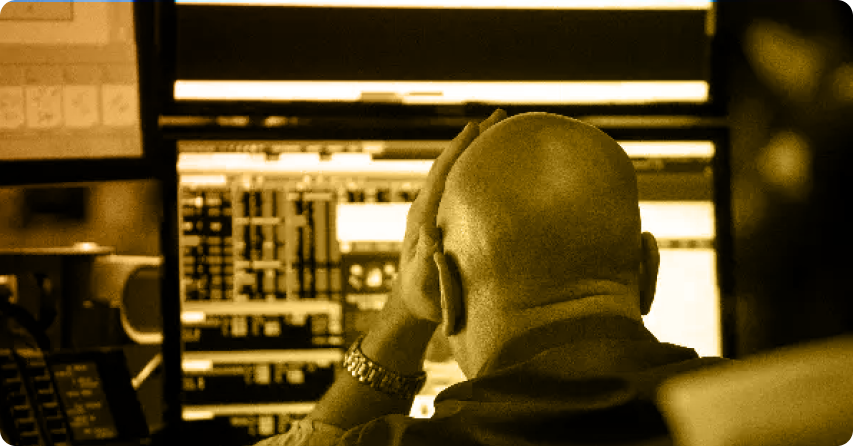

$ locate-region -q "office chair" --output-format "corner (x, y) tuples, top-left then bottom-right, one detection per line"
(657, 335), (853, 446)
(90, 254), (163, 345)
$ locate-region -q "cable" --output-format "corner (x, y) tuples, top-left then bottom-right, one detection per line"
(132, 353), (163, 390)
(0, 296), (51, 354)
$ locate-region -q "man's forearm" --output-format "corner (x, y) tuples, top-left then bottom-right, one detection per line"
(306, 302), (438, 431)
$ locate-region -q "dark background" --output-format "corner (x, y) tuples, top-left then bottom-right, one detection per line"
(721, 0), (853, 355)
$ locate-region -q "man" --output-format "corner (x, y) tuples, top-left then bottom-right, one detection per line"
(256, 110), (731, 446)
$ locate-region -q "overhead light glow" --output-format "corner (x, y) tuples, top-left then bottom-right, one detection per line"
(176, 0), (713, 10)
(174, 81), (710, 105)
(73, 242), (99, 251)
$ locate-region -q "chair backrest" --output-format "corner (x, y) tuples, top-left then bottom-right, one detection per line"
(90, 255), (163, 344)
(656, 335), (853, 446)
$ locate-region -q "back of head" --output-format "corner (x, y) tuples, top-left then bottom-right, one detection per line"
(437, 112), (642, 314)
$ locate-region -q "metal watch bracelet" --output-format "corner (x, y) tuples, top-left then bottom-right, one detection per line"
(342, 335), (427, 401)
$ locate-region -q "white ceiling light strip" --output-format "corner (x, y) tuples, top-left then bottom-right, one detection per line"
(176, 0), (713, 10)
(174, 81), (710, 105)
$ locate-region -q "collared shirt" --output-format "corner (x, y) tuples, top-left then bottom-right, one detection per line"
(255, 315), (732, 446)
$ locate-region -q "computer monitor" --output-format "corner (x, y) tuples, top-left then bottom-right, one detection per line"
(168, 0), (719, 113)
(0, 1), (159, 185)
(173, 122), (733, 423)
(0, 2), (143, 160)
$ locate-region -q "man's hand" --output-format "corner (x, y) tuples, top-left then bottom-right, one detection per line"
(305, 110), (508, 431)
(389, 109), (508, 324)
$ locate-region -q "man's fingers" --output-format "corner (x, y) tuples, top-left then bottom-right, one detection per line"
(423, 109), (505, 200)
(407, 109), (507, 232)
(427, 121), (479, 182)
(416, 224), (442, 261)
(410, 122), (479, 223)
(479, 108), (507, 134)
(419, 224), (441, 248)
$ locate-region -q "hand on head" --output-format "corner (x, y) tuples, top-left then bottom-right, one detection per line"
(388, 109), (508, 326)
(389, 111), (660, 378)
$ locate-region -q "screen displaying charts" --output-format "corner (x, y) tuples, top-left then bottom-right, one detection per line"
(176, 133), (724, 433)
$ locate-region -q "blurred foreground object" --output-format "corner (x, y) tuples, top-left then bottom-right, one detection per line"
(657, 335), (853, 446)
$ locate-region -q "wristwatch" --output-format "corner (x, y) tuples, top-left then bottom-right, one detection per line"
(342, 335), (427, 401)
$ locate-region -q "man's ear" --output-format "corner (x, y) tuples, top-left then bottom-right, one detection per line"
(433, 251), (464, 338)
(639, 232), (660, 316)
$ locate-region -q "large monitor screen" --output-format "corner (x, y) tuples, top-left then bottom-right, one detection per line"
(175, 131), (727, 426)
(173, 0), (715, 105)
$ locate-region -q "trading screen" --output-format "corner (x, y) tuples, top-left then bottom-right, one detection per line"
(176, 136), (720, 434)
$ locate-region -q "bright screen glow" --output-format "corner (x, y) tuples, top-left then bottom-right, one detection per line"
(619, 141), (714, 159)
(183, 403), (315, 419)
(174, 81), (710, 105)
(337, 203), (411, 242)
(643, 249), (719, 357)
(176, 0), (713, 10)
(336, 201), (720, 356)
(337, 201), (715, 242)
(176, 141), (714, 177)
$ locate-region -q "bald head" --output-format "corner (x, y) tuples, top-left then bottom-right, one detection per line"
(436, 112), (642, 313)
